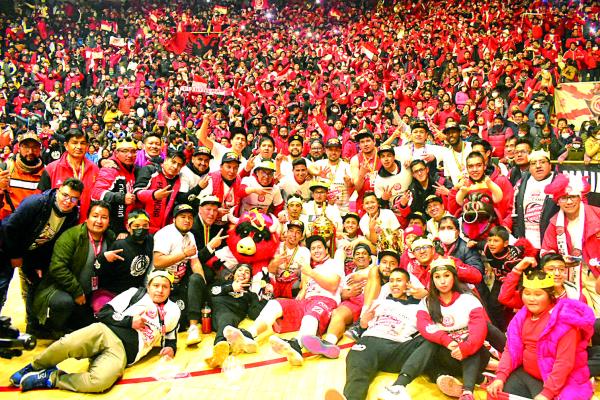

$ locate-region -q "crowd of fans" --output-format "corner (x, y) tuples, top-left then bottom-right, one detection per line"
(1, 0), (600, 398)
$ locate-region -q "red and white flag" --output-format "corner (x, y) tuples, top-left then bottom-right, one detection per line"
(100, 20), (116, 32)
(361, 42), (379, 60)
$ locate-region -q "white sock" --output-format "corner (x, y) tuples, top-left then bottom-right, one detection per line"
(250, 300), (282, 337)
(324, 333), (338, 345)
(297, 315), (319, 346)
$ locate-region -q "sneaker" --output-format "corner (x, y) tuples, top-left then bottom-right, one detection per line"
(378, 385), (412, 400)
(324, 388), (347, 400)
(186, 324), (202, 346)
(269, 336), (304, 366)
(223, 326), (257, 354)
(344, 323), (365, 342)
(301, 335), (340, 359)
(205, 341), (230, 369)
(9, 363), (35, 387)
(20, 367), (58, 392)
(458, 391), (475, 400)
(436, 375), (463, 398)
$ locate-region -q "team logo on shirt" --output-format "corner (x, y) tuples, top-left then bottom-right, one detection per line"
(258, 195), (266, 202)
(351, 344), (366, 351)
(441, 315), (455, 328)
(176, 299), (186, 310)
(130, 255), (150, 276)
(393, 183), (402, 190)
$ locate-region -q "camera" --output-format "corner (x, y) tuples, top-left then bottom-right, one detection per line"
(0, 316), (36, 359)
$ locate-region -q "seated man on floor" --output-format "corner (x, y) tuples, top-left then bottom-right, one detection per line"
(325, 268), (437, 400)
(10, 270), (180, 393)
(223, 235), (344, 365)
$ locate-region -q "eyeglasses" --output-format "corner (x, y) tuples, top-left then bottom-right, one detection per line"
(412, 168), (427, 174)
(413, 245), (432, 252)
(558, 195), (580, 204)
(58, 190), (80, 204)
(514, 150), (529, 155)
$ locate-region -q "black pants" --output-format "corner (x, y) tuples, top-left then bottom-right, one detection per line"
(426, 344), (490, 392)
(171, 272), (208, 329)
(212, 301), (245, 345)
(482, 280), (509, 331)
(344, 336), (435, 400)
(504, 367), (544, 397)
(45, 290), (94, 332)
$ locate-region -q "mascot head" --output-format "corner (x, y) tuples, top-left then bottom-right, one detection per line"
(226, 209), (280, 265)
(460, 187), (498, 240)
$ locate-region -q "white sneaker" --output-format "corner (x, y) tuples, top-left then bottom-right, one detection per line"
(378, 385), (411, 400)
(223, 326), (258, 354)
(269, 336), (303, 366)
(186, 324), (202, 346)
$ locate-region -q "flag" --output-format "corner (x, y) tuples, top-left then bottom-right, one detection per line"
(361, 42), (379, 60)
(109, 36), (126, 47)
(554, 82), (600, 131)
(100, 20), (114, 32)
(214, 5), (228, 14)
(252, 0), (269, 11)
(329, 8), (341, 20)
(188, 34), (221, 57)
(165, 31), (192, 55)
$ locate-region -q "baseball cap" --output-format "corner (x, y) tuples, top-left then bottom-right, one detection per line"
(200, 195), (221, 207)
(355, 129), (374, 141)
(148, 269), (174, 284)
(194, 146), (213, 158)
(288, 134), (304, 145)
(222, 152), (241, 164)
(325, 137), (342, 148)
(18, 131), (41, 145)
(172, 203), (194, 218)
(378, 249), (400, 262)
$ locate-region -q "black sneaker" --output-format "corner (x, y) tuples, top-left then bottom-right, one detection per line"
(269, 336), (303, 366)
(344, 323), (365, 342)
(20, 367), (58, 392)
(9, 363), (35, 387)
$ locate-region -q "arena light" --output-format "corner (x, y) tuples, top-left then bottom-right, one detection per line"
(265, 11), (273, 20)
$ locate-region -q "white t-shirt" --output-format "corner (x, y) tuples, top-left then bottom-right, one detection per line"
(418, 293), (482, 343)
(209, 142), (247, 172)
(312, 159), (352, 213)
(305, 257), (345, 304)
(179, 165), (206, 193)
(359, 209), (400, 238)
(239, 175), (284, 215)
(279, 175), (312, 201)
(302, 200), (343, 232)
(522, 175), (553, 248)
(442, 142), (472, 186)
(152, 223), (198, 284)
(374, 165), (407, 199)
(362, 297), (420, 343)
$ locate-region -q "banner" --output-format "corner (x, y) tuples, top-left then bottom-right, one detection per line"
(554, 81), (600, 131)
(252, 0), (269, 10)
(179, 82), (233, 96)
(109, 36), (126, 47)
(165, 31), (191, 55)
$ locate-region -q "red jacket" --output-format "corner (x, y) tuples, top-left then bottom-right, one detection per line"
(133, 164), (181, 234)
(38, 153), (99, 223)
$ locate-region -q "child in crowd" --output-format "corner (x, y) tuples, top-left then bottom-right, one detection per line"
(487, 270), (595, 400)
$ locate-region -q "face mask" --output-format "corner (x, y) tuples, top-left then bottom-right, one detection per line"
(561, 132), (570, 139)
(572, 143), (581, 149)
(131, 228), (149, 241)
(438, 229), (457, 245)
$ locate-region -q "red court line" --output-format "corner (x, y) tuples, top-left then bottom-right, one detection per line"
(0, 342), (355, 392)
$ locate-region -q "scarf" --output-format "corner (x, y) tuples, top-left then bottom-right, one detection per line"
(556, 205), (585, 292)
(16, 154), (43, 174)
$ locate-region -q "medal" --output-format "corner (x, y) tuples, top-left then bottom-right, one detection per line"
(283, 271), (290, 278)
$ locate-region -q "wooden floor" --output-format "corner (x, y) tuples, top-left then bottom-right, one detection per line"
(0, 270), (595, 400)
